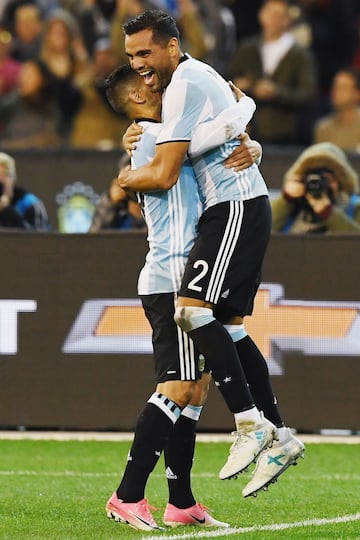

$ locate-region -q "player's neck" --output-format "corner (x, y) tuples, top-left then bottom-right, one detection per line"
(134, 116), (160, 123)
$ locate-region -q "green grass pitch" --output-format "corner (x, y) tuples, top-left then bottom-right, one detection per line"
(1, 438), (359, 539)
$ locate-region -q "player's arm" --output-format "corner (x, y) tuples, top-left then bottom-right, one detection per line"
(224, 133), (263, 172)
(118, 140), (189, 192)
(189, 94), (256, 157)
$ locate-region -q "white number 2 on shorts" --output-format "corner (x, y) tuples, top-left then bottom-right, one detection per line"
(188, 260), (209, 292)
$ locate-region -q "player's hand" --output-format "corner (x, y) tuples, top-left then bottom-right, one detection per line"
(242, 133), (262, 162)
(109, 177), (128, 203)
(224, 134), (261, 171)
(122, 122), (144, 155)
(117, 166), (131, 190)
(228, 80), (246, 101)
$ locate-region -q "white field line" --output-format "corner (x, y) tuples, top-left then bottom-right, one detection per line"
(143, 513), (360, 540)
(0, 431), (359, 444)
(1, 470), (360, 482)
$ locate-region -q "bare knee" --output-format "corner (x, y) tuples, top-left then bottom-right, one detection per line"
(157, 380), (196, 408)
(190, 372), (211, 407)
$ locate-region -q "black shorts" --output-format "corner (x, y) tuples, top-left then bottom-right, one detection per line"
(140, 293), (203, 383)
(179, 196), (271, 322)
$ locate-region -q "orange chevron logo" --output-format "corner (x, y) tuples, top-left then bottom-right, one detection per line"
(62, 284), (360, 375)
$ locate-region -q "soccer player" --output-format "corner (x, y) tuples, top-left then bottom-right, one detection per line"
(116, 9), (304, 506)
(105, 64), (258, 530)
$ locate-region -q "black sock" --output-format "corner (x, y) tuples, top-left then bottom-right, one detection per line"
(164, 414), (197, 508)
(235, 335), (284, 427)
(116, 398), (179, 502)
(189, 320), (254, 412)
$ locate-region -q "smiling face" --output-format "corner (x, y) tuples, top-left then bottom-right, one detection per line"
(125, 28), (179, 93)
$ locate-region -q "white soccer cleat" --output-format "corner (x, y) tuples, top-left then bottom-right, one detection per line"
(242, 428), (305, 497)
(219, 412), (278, 480)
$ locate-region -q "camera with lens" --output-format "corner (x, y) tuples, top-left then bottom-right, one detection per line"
(304, 169), (333, 200)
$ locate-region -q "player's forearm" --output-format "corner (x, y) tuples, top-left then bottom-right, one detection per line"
(117, 162), (177, 192)
(190, 95), (256, 157)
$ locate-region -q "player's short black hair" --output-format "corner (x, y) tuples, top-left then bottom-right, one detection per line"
(105, 63), (139, 114)
(123, 9), (180, 47)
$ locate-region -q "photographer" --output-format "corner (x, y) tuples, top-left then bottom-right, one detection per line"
(271, 142), (360, 234)
(0, 152), (50, 230)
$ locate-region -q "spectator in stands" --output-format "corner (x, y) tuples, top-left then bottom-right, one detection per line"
(294, 0), (359, 94)
(227, 0), (317, 145)
(90, 153), (146, 231)
(78, 0), (116, 58)
(39, 8), (88, 140)
(69, 37), (127, 148)
(0, 26), (21, 135)
(226, 0), (262, 43)
(0, 27), (20, 95)
(0, 151), (50, 230)
(195, 0), (236, 75)
(90, 180), (146, 231)
(0, 58), (61, 148)
(271, 142), (360, 234)
(8, 3), (43, 62)
(313, 68), (360, 153)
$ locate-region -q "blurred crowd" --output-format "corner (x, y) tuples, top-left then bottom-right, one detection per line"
(0, 0), (359, 233)
(0, 0), (358, 152)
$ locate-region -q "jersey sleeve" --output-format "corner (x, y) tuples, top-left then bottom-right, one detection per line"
(189, 95), (256, 157)
(156, 79), (210, 144)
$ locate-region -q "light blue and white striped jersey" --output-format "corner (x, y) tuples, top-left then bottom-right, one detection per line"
(132, 121), (201, 295)
(133, 93), (257, 294)
(157, 55), (269, 211)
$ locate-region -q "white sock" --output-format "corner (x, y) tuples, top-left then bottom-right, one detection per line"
(234, 406), (261, 426)
(277, 426), (290, 443)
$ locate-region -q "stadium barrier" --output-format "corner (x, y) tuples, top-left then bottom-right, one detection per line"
(11, 147), (360, 231)
(0, 231), (359, 432)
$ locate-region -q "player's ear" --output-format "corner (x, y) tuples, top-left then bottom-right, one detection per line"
(129, 89), (145, 104)
(168, 37), (178, 56)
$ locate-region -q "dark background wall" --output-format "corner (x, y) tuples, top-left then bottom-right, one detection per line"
(0, 232), (359, 432)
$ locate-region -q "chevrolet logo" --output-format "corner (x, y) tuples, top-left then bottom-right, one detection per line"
(62, 284), (360, 375)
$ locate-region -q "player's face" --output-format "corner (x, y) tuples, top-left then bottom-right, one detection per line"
(125, 29), (176, 93)
(140, 79), (163, 117)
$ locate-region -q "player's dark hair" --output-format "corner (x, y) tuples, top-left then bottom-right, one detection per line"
(123, 9), (180, 47)
(105, 63), (139, 114)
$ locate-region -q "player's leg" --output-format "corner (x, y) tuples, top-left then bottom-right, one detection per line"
(106, 293), (197, 531)
(162, 372), (209, 511)
(163, 371), (229, 528)
(213, 196), (305, 492)
(220, 318), (304, 493)
(175, 200), (277, 476)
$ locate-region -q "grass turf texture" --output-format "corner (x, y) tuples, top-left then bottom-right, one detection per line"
(1, 439), (359, 539)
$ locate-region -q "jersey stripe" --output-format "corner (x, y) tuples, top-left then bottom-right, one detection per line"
(177, 323), (196, 380)
(168, 181), (185, 291)
(205, 200), (244, 303)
